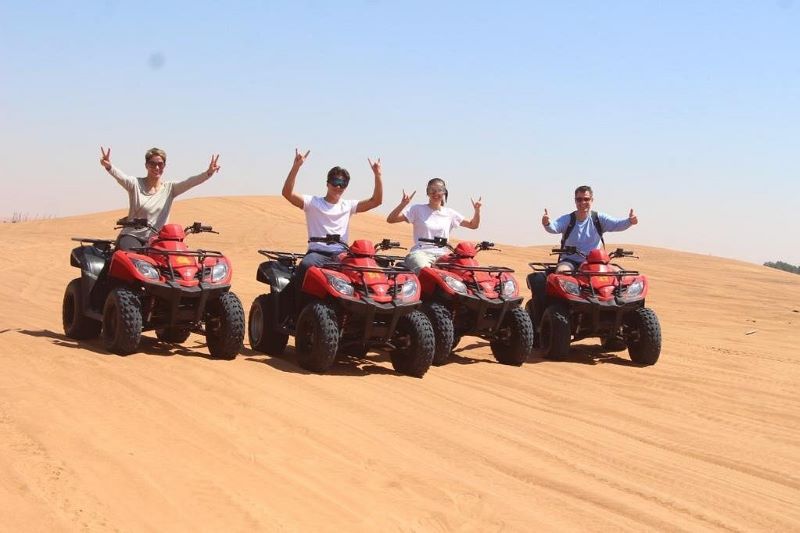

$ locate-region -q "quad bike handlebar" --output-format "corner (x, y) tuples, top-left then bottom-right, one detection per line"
(418, 237), (500, 254)
(550, 246), (638, 259)
(185, 222), (218, 235)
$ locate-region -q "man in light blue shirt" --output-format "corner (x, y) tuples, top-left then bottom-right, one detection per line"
(542, 185), (638, 272)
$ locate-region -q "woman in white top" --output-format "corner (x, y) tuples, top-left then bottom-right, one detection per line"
(386, 178), (482, 272)
(99, 146), (221, 249)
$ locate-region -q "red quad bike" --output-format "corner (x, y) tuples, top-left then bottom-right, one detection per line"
(248, 235), (435, 377)
(526, 246), (661, 366)
(415, 237), (534, 366)
(62, 218), (245, 359)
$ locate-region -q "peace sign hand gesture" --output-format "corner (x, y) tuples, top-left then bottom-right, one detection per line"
(206, 154), (221, 177)
(400, 189), (416, 206)
(293, 148), (311, 169)
(471, 196), (482, 211)
(100, 146), (112, 171)
(368, 157), (382, 177)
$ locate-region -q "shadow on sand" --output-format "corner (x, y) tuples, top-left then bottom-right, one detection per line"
(529, 343), (641, 367)
(17, 329), (217, 360)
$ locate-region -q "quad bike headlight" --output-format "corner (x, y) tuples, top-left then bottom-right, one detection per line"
(443, 275), (468, 294)
(133, 259), (159, 280)
(325, 274), (355, 296)
(210, 262), (229, 283)
(558, 278), (581, 296)
(626, 279), (644, 298)
(501, 278), (518, 297)
(398, 278), (419, 300)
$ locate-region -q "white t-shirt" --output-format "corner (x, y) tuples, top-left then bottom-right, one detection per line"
(303, 195), (359, 253)
(404, 204), (465, 254)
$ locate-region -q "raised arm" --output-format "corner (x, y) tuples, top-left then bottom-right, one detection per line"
(386, 189), (416, 223)
(282, 148), (309, 210)
(598, 209), (638, 232)
(542, 208), (560, 234)
(356, 157), (383, 213)
(100, 146), (135, 192)
(460, 196), (482, 229)
(172, 154), (220, 196)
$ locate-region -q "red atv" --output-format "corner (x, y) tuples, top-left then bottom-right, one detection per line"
(415, 237), (534, 366)
(248, 235), (435, 377)
(526, 246), (661, 365)
(62, 218), (245, 359)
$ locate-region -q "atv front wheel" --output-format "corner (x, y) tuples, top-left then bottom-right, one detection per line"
(625, 307), (661, 366)
(248, 293), (288, 355)
(295, 301), (339, 373)
(63, 278), (101, 339)
(422, 302), (454, 366)
(390, 310), (435, 378)
(539, 303), (571, 360)
(102, 287), (142, 355)
(490, 307), (534, 366)
(206, 292), (245, 360)
(156, 327), (191, 344)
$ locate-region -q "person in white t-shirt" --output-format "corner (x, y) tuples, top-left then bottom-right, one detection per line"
(386, 178), (482, 272)
(100, 146), (221, 249)
(281, 148), (383, 289)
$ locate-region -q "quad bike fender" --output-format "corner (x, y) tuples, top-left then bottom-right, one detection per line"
(108, 250), (159, 284)
(256, 260), (292, 292)
(418, 267), (456, 297)
(303, 266), (358, 301)
(71, 245), (109, 311)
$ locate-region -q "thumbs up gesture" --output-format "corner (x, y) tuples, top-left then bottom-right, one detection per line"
(542, 208), (550, 226)
(629, 209), (638, 225)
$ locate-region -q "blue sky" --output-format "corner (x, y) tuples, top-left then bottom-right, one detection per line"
(2, 1), (798, 264)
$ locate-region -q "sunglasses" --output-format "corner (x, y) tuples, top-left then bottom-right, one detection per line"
(327, 177), (348, 188)
(146, 161), (165, 169)
(427, 187), (445, 194)
(574, 197), (593, 202)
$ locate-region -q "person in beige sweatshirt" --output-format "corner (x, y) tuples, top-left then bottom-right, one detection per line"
(99, 146), (221, 249)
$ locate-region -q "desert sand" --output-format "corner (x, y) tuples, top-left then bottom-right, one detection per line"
(1, 196), (798, 532)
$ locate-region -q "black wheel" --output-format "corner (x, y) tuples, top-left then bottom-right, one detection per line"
(102, 287), (142, 355)
(422, 302), (454, 366)
(248, 293), (288, 355)
(490, 307), (534, 366)
(625, 307), (661, 366)
(390, 310), (435, 378)
(525, 300), (541, 349)
(63, 278), (101, 339)
(600, 335), (627, 352)
(295, 301), (339, 373)
(155, 327), (191, 344)
(206, 292), (245, 360)
(539, 303), (571, 360)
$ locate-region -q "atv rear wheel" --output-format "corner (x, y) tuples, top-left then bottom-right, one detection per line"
(206, 292), (245, 360)
(625, 307), (661, 366)
(389, 310), (435, 378)
(539, 303), (571, 360)
(156, 327), (191, 344)
(102, 287), (142, 355)
(248, 293), (288, 355)
(295, 301), (339, 373)
(63, 278), (101, 339)
(422, 302), (454, 366)
(490, 307), (534, 366)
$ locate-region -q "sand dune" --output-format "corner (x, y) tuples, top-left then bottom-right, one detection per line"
(1, 196), (798, 531)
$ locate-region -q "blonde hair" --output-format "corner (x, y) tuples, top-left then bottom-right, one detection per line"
(145, 147), (167, 162)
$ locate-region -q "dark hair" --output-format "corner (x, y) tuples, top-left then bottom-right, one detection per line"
(574, 185), (593, 197)
(427, 178), (448, 205)
(327, 166), (350, 184)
